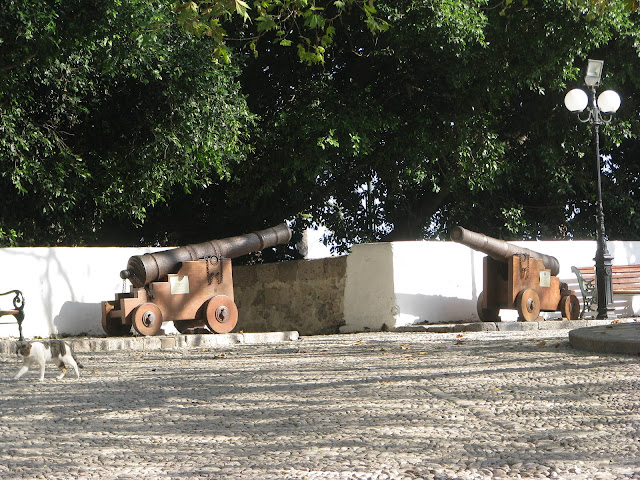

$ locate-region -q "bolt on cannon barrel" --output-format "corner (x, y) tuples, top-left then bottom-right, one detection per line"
(450, 226), (560, 276)
(120, 223), (292, 288)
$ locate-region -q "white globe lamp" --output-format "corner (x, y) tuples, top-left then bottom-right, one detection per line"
(597, 90), (621, 113)
(564, 88), (588, 113)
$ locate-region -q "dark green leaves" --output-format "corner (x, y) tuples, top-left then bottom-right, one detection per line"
(0, 0), (254, 245)
(173, 0), (389, 64)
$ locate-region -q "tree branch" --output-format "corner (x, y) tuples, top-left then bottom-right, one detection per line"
(0, 54), (36, 73)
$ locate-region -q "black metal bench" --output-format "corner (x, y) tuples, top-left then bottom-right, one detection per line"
(572, 265), (640, 318)
(0, 290), (25, 341)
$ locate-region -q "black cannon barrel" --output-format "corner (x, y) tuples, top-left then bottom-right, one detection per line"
(450, 226), (560, 276)
(121, 223), (292, 287)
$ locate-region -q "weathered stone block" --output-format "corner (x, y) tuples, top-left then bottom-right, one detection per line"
(233, 264), (257, 284)
(229, 257), (347, 335)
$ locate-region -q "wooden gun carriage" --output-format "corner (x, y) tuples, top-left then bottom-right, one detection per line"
(451, 226), (580, 322)
(101, 223), (292, 336)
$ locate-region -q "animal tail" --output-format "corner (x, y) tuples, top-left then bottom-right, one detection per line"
(70, 347), (84, 369)
(74, 355), (85, 369)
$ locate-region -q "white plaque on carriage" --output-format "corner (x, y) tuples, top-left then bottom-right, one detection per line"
(170, 276), (190, 295)
(539, 270), (551, 288)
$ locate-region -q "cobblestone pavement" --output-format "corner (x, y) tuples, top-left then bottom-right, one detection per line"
(1, 330), (639, 480)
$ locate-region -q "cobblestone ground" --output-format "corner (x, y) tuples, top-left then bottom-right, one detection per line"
(1, 330), (639, 480)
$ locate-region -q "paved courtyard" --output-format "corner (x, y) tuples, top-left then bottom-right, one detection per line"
(1, 330), (639, 480)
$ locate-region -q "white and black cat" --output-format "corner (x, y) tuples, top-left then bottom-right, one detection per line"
(14, 340), (83, 382)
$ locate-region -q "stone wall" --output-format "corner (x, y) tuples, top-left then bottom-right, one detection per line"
(3, 240), (640, 339)
(233, 257), (347, 335)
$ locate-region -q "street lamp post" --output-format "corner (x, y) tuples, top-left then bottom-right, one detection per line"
(564, 59), (621, 319)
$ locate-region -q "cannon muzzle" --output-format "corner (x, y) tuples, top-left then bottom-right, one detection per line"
(121, 223), (292, 287)
(450, 226), (559, 276)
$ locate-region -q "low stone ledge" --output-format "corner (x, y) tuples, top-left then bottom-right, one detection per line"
(0, 331), (300, 354)
(537, 320), (589, 330)
(454, 323), (498, 332)
(394, 318), (637, 334)
(495, 322), (538, 331)
(395, 325), (456, 333)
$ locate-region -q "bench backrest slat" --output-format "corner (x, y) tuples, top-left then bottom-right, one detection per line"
(576, 265), (640, 294)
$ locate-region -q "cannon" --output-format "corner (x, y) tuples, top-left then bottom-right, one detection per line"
(101, 223), (292, 336)
(451, 226), (580, 322)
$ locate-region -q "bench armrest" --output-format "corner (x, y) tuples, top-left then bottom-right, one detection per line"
(0, 289), (25, 341)
(571, 267), (597, 318)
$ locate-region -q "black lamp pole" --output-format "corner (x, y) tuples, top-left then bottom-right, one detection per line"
(589, 86), (616, 319)
(565, 60), (620, 319)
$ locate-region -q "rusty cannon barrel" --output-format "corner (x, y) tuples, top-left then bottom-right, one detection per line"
(120, 223), (292, 288)
(450, 226), (560, 276)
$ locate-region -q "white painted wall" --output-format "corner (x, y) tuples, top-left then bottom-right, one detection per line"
(2, 240), (640, 338)
(341, 240), (640, 332)
(0, 247), (174, 339)
(391, 241), (484, 326)
(343, 243), (396, 331)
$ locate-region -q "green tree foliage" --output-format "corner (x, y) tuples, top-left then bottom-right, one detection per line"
(232, 0), (640, 251)
(0, 0), (253, 245)
(1, 0), (639, 252)
(172, 0), (389, 64)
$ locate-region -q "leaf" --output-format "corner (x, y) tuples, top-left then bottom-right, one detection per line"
(234, 0), (251, 21)
(305, 14), (325, 29)
(256, 14), (276, 32)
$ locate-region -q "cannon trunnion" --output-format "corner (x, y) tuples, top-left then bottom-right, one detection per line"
(101, 224), (292, 336)
(451, 226), (580, 322)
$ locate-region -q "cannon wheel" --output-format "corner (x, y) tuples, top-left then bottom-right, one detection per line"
(477, 291), (500, 322)
(559, 294), (580, 320)
(102, 317), (132, 337)
(204, 295), (238, 334)
(132, 303), (164, 336)
(516, 288), (541, 322)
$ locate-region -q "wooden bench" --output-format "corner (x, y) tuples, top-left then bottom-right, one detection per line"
(0, 289), (25, 341)
(571, 265), (640, 318)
